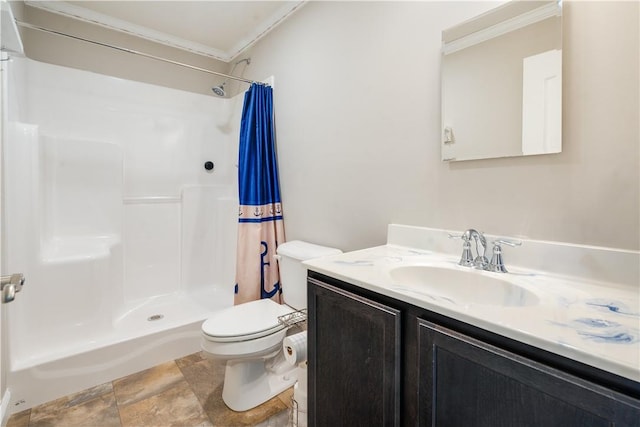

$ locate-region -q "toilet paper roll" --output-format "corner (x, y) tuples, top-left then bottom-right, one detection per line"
(283, 331), (307, 365)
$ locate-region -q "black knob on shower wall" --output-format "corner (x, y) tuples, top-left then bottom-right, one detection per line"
(204, 161), (215, 171)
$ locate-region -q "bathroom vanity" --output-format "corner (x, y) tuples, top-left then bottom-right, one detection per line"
(304, 225), (640, 426)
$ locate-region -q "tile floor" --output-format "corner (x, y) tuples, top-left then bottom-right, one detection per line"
(7, 352), (293, 427)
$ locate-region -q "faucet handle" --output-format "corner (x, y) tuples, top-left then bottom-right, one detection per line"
(494, 239), (522, 248)
(448, 233), (469, 241)
(489, 239), (522, 273)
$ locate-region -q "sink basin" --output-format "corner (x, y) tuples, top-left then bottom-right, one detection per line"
(388, 265), (539, 307)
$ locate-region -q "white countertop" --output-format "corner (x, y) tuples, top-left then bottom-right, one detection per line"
(304, 244), (640, 383)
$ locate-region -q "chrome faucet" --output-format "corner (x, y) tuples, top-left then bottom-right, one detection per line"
(463, 229), (489, 269)
(449, 230), (520, 273)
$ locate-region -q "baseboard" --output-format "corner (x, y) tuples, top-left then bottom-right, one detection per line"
(1, 389), (11, 427)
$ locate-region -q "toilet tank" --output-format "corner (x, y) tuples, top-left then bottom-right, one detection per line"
(276, 240), (342, 310)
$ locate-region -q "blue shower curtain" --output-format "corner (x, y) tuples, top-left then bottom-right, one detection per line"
(235, 83), (285, 305)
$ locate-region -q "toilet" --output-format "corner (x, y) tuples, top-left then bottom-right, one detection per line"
(201, 240), (341, 412)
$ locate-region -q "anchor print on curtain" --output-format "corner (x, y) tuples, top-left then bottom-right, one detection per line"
(235, 83), (285, 305)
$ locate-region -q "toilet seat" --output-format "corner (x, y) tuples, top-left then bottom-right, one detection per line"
(202, 299), (294, 343)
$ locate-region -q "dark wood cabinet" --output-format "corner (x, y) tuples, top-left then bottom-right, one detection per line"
(308, 271), (640, 427)
(307, 277), (401, 427)
(418, 319), (640, 427)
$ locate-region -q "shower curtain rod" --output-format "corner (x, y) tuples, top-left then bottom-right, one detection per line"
(16, 21), (263, 86)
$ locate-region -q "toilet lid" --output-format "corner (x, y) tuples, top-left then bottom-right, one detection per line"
(202, 299), (294, 342)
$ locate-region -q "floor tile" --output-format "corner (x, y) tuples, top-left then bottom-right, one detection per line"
(254, 409), (291, 427)
(6, 409), (30, 427)
(277, 387), (294, 409)
(30, 382), (113, 417)
(67, 382), (115, 407)
(202, 385), (288, 426)
(179, 357), (226, 406)
(118, 380), (211, 427)
(29, 392), (121, 427)
(9, 352), (297, 427)
(180, 357), (289, 426)
(29, 382), (115, 425)
(175, 351), (207, 370)
(113, 360), (184, 406)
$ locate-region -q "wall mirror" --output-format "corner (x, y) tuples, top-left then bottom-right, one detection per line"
(441, 1), (562, 162)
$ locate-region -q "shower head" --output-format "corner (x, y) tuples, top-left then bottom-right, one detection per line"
(211, 57), (251, 97)
(212, 84), (226, 97)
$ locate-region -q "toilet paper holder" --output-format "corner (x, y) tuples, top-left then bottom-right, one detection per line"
(277, 308), (307, 327)
(290, 396), (305, 427)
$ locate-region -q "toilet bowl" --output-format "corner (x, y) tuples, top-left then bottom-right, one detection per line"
(201, 299), (298, 411)
(200, 240), (342, 412)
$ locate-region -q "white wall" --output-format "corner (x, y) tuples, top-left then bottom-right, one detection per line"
(241, 1), (639, 252)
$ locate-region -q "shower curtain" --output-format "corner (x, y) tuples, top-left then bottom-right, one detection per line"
(234, 83), (285, 305)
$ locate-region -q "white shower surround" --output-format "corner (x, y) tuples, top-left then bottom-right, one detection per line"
(3, 58), (243, 413)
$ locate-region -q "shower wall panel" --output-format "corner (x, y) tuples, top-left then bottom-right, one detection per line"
(40, 135), (122, 243)
(123, 201), (181, 302)
(4, 123), (122, 364)
(181, 186), (237, 293)
(20, 58), (236, 198)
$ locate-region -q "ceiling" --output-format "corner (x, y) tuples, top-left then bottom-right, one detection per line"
(24, 1), (306, 62)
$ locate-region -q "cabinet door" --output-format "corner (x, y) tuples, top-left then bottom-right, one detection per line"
(308, 278), (401, 427)
(418, 319), (640, 427)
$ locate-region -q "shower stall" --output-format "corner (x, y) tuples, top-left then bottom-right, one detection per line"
(2, 57), (242, 414)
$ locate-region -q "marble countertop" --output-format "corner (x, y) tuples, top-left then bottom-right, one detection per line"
(304, 244), (640, 383)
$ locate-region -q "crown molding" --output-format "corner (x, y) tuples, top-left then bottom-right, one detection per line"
(25, 1), (305, 62)
(227, 1), (307, 61)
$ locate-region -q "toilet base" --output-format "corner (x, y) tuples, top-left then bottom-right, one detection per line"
(222, 351), (297, 412)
